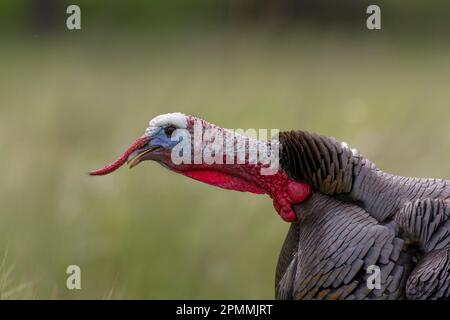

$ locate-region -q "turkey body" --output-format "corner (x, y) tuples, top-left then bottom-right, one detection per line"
(90, 112), (450, 300)
(276, 131), (450, 299)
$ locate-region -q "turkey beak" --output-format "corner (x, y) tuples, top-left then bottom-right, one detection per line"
(127, 145), (162, 169)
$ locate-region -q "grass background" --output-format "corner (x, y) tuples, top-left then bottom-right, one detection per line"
(0, 27), (449, 298)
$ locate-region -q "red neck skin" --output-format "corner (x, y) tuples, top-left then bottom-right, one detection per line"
(163, 117), (312, 222)
(165, 161), (311, 222)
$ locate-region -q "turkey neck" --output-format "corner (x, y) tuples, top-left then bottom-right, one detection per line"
(160, 127), (312, 221)
(280, 130), (450, 222)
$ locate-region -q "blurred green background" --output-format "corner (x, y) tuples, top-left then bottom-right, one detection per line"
(0, 0), (449, 299)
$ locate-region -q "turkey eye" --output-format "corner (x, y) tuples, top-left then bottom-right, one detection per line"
(164, 126), (176, 136)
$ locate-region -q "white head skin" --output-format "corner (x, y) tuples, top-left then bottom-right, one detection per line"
(145, 113), (188, 137)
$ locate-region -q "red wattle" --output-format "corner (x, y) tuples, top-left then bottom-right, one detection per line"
(183, 170), (266, 194)
(275, 181), (311, 222)
(287, 182), (312, 203)
(177, 163), (311, 223)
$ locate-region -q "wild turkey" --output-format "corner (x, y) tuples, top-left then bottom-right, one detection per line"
(90, 112), (450, 300)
